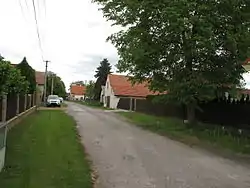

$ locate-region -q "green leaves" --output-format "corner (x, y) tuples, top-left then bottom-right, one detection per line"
(94, 58), (112, 100)
(0, 59), (28, 95)
(16, 57), (36, 94)
(85, 80), (95, 99)
(46, 74), (67, 98)
(93, 0), (250, 105)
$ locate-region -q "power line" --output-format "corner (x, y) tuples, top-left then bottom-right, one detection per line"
(24, 0), (29, 10)
(43, 0), (47, 17)
(19, 0), (26, 20)
(31, 0), (44, 61)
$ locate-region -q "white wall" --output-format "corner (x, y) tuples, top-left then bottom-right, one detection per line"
(38, 85), (44, 94)
(103, 76), (120, 109)
(71, 95), (85, 100)
(100, 86), (105, 103)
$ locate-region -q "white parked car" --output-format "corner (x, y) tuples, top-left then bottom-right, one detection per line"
(59, 97), (64, 103)
(47, 95), (61, 107)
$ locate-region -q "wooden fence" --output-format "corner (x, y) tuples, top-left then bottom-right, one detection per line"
(0, 94), (37, 122)
(117, 96), (250, 130)
(0, 93), (38, 172)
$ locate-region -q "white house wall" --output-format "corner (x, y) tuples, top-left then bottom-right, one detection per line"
(71, 95), (85, 100)
(103, 76), (120, 109)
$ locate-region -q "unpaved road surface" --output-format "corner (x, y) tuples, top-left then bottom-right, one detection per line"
(67, 102), (250, 188)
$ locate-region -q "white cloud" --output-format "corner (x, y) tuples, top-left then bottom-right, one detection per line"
(0, 0), (119, 90)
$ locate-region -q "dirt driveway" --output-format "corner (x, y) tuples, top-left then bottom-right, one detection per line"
(66, 102), (250, 188)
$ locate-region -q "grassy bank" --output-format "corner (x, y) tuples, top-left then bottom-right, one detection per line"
(0, 110), (92, 188)
(119, 112), (250, 155)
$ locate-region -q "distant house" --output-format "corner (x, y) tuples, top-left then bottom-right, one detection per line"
(100, 74), (160, 109)
(69, 84), (86, 100)
(35, 71), (45, 94)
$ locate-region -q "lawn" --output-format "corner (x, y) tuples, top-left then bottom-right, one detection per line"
(118, 112), (250, 155)
(0, 110), (92, 188)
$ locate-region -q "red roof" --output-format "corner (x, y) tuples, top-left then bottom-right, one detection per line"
(243, 57), (250, 65)
(35, 71), (45, 85)
(70, 85), (86, 95)
(108, 74), (160, 97)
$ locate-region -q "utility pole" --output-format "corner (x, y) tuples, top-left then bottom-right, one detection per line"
(51, 73), (54, 95)
(43, 60), (50, 105)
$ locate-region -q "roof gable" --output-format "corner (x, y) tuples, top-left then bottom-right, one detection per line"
(70, 85), (86, 95)
(108, 74), (159, 97)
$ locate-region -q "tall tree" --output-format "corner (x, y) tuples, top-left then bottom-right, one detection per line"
(85, 80), (95, 99)
(0, 57), (28, 95)
(94, 58), (112, 100)
(0, 54), (4, 61)
(46, 73), (67, 98)
(93, 0), (250, 123)
(16, 57), (36, 94)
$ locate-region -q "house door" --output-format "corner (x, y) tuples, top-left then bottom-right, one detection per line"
(107, 96), (110, 108)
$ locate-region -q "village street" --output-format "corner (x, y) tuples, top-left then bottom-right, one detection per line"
(67, 102), (250, 188)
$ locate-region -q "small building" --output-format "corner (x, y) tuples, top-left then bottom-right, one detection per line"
(69, 84), (86, 100)
(35, 71), (45, 95)
(101, 74), (159, 109)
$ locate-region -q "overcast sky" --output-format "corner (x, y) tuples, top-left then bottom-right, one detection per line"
(0, 0), (120, 90)
(0, 0), (250, 90)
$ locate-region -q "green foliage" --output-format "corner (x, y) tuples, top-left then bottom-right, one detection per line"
(0, 58), (28, 95)
(119, 112), (250, 154)
(0, 54), (4, 61)
(85, 80), (95, 99)
(16, 57), (36, 94)
(46, 73), (66, 98)
(93, 0), (250, 120)
(0, 110), (92, 188)
(94, 58), (112, 100)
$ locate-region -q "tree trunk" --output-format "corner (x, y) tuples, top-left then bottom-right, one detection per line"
(186, 103), (196, 125)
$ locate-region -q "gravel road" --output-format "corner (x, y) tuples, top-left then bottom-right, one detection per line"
(66, 102), (250, 188)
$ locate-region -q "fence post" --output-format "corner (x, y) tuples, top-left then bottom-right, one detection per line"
(29, 94), (32, 109)
(2, 95), (7, 122)
(24, 94), (27, 111)
(0, 94), (7, 172)
(16, 94), (19, 115)
(33, 93), (36, 106)
(129, 98), (133, 111)
(134, 99), (137, 111)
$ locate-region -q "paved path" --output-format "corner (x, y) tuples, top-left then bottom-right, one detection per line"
(66, 102), (250, 188)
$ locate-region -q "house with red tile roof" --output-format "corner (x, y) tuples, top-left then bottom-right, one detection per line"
(100, 74), (160, 109)
(69, 84), (86, 100)
(35, 71), (45, 94)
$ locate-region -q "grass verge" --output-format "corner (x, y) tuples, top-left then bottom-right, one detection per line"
(0, 110), (92, 188)
(118, 112), (250, 155)
(61, 102), (68, 107)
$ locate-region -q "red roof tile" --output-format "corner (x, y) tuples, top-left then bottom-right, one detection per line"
(70, 85), (86, 95)
(108, 74), (160, 97)
(243, 57), (250, 65)
(35, 71), (45, 85)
